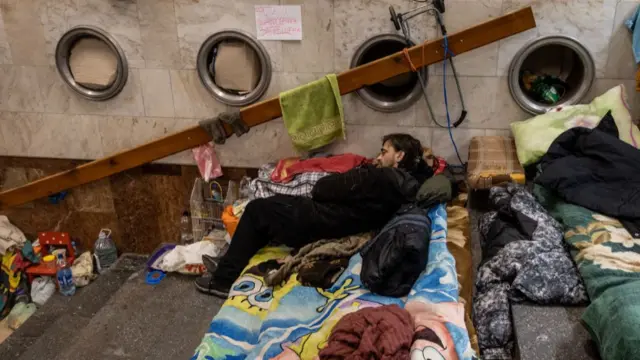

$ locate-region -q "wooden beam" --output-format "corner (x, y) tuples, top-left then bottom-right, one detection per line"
(240, 6), (536, 126)
(0, 7), (535, 210)
(0, 127), (211, 209)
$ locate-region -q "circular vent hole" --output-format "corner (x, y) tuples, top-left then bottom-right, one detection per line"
(508, 36), (595, 114)
(56, 26), (128, 101)
(197, 30), (272, 107)
(351, 34), (426, 113)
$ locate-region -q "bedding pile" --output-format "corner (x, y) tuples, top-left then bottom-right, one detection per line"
(192, 205), (477, 360)
(533, 111), (640, 360)
(492, 84), (640, 360)
(318, 304), (414, 359)
(511, 84), (640, 166)
(248, 154), (367, 200)
(474, 184), (588, 359)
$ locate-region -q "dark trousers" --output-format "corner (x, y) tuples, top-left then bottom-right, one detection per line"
(213, 194), (391, 288)
(214, 196), (317, 287)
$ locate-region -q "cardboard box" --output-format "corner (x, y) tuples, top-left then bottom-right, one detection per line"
(69, 37), (118, 90)
(214, 41), (261, 93)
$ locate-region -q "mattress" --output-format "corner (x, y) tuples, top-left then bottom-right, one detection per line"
(192, 204), (477, 360)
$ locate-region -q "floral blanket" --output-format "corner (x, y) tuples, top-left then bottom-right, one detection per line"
(535, 185), (640, 360)
(192, 204), (477, 360)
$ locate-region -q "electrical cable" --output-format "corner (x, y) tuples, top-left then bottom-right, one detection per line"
(400, 8), (449, 129)
(442, 34), (466, 167)
(394, 1), (468, 167)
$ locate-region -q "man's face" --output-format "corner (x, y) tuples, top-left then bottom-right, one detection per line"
(375, 140), (405, 168)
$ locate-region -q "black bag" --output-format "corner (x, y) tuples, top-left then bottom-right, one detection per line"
(360, 204), (431, 297)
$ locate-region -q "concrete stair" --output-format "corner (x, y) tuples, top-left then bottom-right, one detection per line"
(0, 254), (223, 360)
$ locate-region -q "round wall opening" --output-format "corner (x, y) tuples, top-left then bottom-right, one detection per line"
(55, 26), (128, 101)
(197, 29), (272, 107)
(350, 34), (426, 113)
(508, 35), (595, 115)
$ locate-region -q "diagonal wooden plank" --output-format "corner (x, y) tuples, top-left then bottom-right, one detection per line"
(240, 6), (535, 125)
(0, 7), (536, 210)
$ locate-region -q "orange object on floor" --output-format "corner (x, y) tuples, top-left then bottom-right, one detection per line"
(221, 205), (240, 237)
(636, 66), (640, 92)
(25, 232), (75, 283)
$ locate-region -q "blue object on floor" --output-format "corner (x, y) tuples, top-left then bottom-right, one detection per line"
(146, 270), (166, 285)
(625, 4), (640, 64)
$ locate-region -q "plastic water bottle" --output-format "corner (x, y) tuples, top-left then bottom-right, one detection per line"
(94, 229), (118, 274)
(55, 252), (75, 296)
(180, 211), (194, 245)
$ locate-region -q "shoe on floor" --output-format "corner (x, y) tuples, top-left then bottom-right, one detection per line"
(202, 254), (219, 273)
(194, 272), (230, 299)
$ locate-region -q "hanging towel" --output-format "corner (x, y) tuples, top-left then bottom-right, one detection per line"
(279, 74), (345, 152)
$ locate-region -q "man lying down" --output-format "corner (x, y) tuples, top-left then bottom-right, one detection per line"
(195, 133), (434, 298)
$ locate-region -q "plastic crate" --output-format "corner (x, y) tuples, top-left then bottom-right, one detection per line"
(190, 178), (224, 242)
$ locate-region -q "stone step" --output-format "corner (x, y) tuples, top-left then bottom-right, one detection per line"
(0, 255), (146, 359)
(49, 272), (223, 360)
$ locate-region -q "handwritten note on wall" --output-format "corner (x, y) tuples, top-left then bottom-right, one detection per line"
(255, 5), (302, 41)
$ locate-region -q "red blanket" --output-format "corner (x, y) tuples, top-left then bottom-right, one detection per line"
(271, 153), (368, 183)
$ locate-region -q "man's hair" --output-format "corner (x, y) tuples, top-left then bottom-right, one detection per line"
(382, 133), (433, 182)
(382, 133), (424, 170)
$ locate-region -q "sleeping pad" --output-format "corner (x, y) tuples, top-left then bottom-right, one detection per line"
(192, 204), (478, 360)
(474, 184), (588, 359)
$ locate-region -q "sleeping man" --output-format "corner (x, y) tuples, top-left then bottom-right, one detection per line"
(195, 133), (433, 298)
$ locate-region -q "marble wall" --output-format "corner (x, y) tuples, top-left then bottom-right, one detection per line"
(0, 157), (256, 253)
(0, 0), (639, 166)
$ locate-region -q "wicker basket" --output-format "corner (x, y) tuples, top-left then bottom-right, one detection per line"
(190, 178), (224, 242)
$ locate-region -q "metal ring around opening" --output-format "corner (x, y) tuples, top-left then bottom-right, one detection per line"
(350, 34), (427, 113)
(508, 35), (595, 115)
(55, 26), (128, 101)
(197, 29), (272, 107)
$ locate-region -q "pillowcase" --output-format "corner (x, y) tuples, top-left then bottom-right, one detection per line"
(511, 85), (640, 166)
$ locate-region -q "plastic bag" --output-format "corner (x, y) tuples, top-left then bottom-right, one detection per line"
(157, 241), (225, 275)
(7, 302), (37, 330)
(239, 176), (252, 199)
(192, 143), (223, 182)
(71, 251), (96, 287)
(30, 277), (56, 306)
(223, 180), (238, 207)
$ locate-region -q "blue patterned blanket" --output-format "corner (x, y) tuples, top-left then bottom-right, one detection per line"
(193, 204), (476, 360)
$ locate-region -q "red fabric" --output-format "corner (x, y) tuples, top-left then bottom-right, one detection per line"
(433, 156), (447, 175)
(319, 304), (414, 360)
(271, 154), (368, 183)
(270, 157), (301, 183)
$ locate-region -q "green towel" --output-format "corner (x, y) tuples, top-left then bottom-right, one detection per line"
(279, 74), (345, 152)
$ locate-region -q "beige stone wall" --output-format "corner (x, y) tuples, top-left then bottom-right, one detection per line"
(0, 0), (638, 167)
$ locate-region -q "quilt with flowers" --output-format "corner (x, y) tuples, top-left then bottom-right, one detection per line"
(535, 185), (640, 360)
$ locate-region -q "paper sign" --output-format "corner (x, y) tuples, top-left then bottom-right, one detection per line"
(255, 5), (302, 41)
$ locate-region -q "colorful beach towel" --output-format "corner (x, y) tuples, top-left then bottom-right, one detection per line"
(192, 204), (476, 360)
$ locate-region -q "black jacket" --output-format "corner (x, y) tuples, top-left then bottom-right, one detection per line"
(312, 165), (419, 205)
(296, 165), (421, 241)
(360, 203), (431, 297)
(536, 111), (640, 236)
